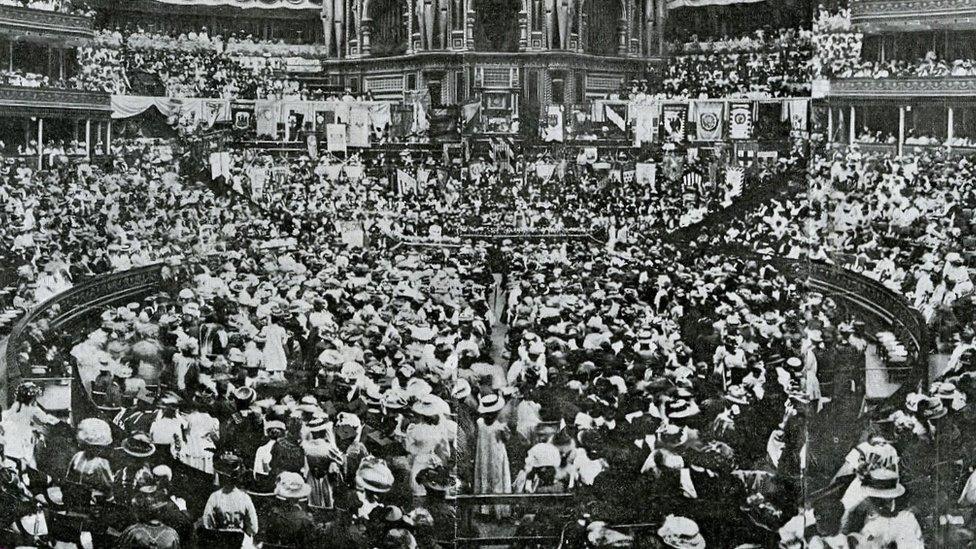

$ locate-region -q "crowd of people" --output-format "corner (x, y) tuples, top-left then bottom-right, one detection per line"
(662, 27), (813, 99)
(0, 0), (90, 14)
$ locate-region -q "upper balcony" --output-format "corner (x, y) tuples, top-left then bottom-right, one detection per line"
(0, 3), (93, 45)
(851, 0), (976, 33)
(825, 76), (976, 99)
(0, 84), (110, 117)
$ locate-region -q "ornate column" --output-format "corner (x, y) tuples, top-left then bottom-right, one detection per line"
(362, 17), (372, 55)
(465, 0), (475, 50)
(407, 0), (416, 53)
(617, 13), (627, 55)
(518, 0), (528, 51)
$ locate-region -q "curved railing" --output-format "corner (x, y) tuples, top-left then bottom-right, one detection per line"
(2, 263), (168, 407)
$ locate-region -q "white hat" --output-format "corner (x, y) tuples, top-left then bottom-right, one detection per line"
(658, 515), (705, 549)
(524, 442), (561, 470)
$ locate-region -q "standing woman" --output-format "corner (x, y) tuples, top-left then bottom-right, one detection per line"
(1, 382), (60, 469)
(179, 392), (220, 474)
(473, 393), (512, 519)
(259, 315), (289, 381)
(67, 417), (115, 502)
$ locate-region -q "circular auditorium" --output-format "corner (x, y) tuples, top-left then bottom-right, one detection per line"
(0, 0), (970, 546)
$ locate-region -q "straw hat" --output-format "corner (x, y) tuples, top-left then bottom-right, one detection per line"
(356, 457), (395, 493)
(478, 393), (505, 414)
(412, 394), (450, 417)
(274, 471), (312, 500)
(860, 466), (905, 499)
(77, 418), (113, 447)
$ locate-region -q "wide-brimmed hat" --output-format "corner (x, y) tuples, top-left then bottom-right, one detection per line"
(656, 424), (688, 447)
(412, 394), (450, 417)
(478, 393), (505, 414)
(658, 515), (705, 549)
(664, 398), (700, 419)
(274, 471), (312, 500)
(214, 452), (244, 478)
(77, 418), (113, 447)
(784, 357), (803, 370)
(452, 379), (472, 400)
(356, 457), (394, 493)
(860, 466), (905, 499)
(121, 432), (155, 458)
(419, 465), (461, 493)
(233, 386), (256, 404)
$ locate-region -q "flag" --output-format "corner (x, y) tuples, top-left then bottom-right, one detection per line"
(536, 163), (557, 180)
(397, 169), (418, 194)
(543, 105), (564, 142)
(605, 102), (628, 132)
(461, 99), (481, 133)
(694, 101), (724, 141)
(314, 108), (336, 130)
(348, 105), (371, 147)
(204, 99), (230, 128)
(255, 100), (279, 139)
(729, 102), (753, 140)
(327, 123), (347, 152)
(781, 99), (809, 132)
(632, 104), (658, 145)
(662, 104), (687, 142)
(233, 110), (251, 130)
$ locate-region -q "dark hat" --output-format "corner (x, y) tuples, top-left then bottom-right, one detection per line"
(121, 432), (155, 458)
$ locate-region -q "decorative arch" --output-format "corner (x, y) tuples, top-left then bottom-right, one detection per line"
(367, 0), (409, 56)
(583, 0), (621, 55)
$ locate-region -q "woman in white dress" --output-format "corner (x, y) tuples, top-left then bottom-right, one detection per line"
(259, 318), (288, 379)
(1, 382), (60, 469)
(178, 396), (220, 473)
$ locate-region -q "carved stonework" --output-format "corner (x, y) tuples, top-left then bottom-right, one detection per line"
(828, 76), (976, 97)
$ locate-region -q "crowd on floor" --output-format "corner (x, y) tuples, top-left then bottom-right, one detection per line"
(2, 127), (976, 549)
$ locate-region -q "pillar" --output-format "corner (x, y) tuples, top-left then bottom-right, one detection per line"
(85, 119), (91, 158)
(827, 106), (833, 144)
(106, 120), (112, 155)
(361, 17), (372, 55)
(948, 106), (954, 149)
(848, 105), (855, 145)
(898, 106), (905, 157)
(37, 118), (43, 170)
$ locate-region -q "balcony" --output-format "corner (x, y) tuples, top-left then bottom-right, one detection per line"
(827, 76), (976, 98)
(0, 4), (93, 44)
(0, 85), (110, 117)
(851, 0), (976, 32)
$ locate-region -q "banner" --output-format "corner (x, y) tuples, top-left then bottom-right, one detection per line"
(203, 99), (231, 128)
(729, 102), (753, 140)
(636, 163), (656, 187)
(462, 99), (481, 133)
(327, 124), (347, 153)
(543, 105), (565, 142)
(397, 169), (418, 194)
(605, 103), (628, 132)
(255, 100), (279, 138)
(536, 163), (557, 180)
(208, 151), (232, 181)
(662, 105), (687, 142)
(348, 105), (371, 147)
(694, 101), (724, 141)
(632, 104), (658, 145)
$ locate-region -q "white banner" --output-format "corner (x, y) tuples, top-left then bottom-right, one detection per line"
(327, 124), (347, 153)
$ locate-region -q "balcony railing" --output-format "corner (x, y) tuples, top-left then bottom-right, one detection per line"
(827, 76), (976, 98)
(0, 4), (93, 42)
(0, 84), (110, 115)
(851, 0), (976, 31)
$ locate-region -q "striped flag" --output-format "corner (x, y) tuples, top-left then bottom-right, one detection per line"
(488, 135), (515, 171)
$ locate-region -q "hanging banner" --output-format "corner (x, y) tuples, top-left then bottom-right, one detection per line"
(536, 163), (557, 180)
(695, 101), (724, 142)
(255, 100), (279, 139)
(397, 169), (418, 194)
(543, 105), (565, 142)
(604, 102), (628, 132)
(729, 102), (754, 140)
(662, 104), (687, 142)
(327, 124), (348, 152)
(632, 104), (658, 145)
(203, 99), (231, 128)
(636, 163), (657, 187)
(348, 105), (371, 147)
